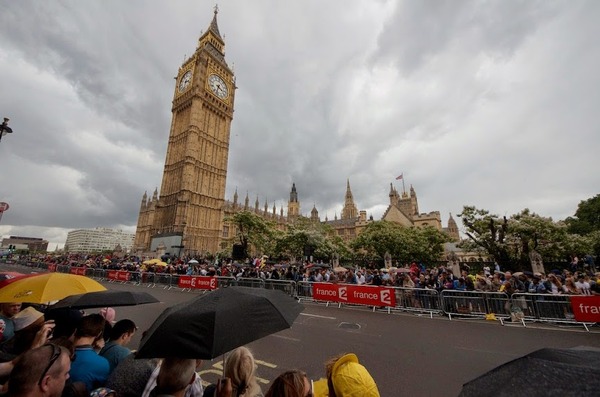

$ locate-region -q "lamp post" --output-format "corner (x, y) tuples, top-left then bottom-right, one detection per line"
(0, 118), (13, 143)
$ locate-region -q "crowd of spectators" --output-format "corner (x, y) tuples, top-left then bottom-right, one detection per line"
(0, 299), (380, 396)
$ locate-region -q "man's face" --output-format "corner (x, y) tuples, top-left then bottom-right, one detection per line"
(1, 303), (21, 317)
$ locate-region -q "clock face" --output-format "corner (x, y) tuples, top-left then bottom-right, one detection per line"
(178, 71), (192, 92)
(208, 74), (229, 99)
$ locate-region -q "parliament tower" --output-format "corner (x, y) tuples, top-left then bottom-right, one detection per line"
(135, 8), (235, 255)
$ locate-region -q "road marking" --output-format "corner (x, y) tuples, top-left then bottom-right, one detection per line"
(199, 357), (278, 386)
(271, 334), (301, 342)
(300, 313), (336, 320)
(255, 359), (278, 368)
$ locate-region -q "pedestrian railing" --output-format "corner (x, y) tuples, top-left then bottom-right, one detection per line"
(392, 287), (442, 317)
(263, 279), (296, 297)
(4, 261), (596, 331)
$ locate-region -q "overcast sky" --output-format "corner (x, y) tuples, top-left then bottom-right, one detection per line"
(1, 1), (599, 250)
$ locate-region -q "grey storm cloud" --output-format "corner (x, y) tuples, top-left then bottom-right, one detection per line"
(0, 0), (599, 249)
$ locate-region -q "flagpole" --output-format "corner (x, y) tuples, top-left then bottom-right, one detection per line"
(402, 177), (406, 195)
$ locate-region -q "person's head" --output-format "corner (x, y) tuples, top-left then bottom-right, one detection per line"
(325, 353), (379, 397)
(265, 370), (311, 397)
(110, 319), (137, 344)
(44, 308), (83, 339)
(0, 302), (22, 318)
(13, 306), (45, 333)
(156, 358), (197, 395)
(504, 272), (512, 280)
(8, 343), (71, 397)
(75, 313), (105, 339)
(225, 346), (260, 397)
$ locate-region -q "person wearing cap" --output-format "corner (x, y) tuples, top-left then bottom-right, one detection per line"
(313, 353), (380, 397)
(7, 343), (71, 397)
(528, 275), (547, 294)
(0, 302), (21, 343)
(0, 307), (55, 361)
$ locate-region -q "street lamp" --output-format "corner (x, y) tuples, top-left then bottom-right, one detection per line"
(0, 118), (13, 143)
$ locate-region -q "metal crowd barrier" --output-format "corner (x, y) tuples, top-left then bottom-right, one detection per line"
(392, 287), (442, 317)
(4, 262), (596, 331)
(296, 281), (314, 302)
(263, 279), (296, 297)
(235, 277), (265, 289)
(440, 290), (510, 321)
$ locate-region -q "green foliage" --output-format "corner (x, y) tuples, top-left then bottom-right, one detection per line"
(274, 217), (350, 261)
(224, 211), (277, 258)
(566, 194), (600, 235)
(459, 206), (594, 271)
(350, 221), (449, 265)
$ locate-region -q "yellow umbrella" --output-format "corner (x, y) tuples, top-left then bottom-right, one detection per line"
(155, 261), (168, 267)
(143, 258), (162, 265)
(0, 272), (106, 303)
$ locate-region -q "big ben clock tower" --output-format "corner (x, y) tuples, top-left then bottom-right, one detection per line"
(134, 7), (235, 255)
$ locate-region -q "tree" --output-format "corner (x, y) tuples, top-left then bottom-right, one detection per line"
(224, 211), (276, 258)
(566, 194), (600, 235)
(350, 221), (449, 266)
(273, 217), (350, 262)
(458, 206), (512, 269)
(459, 206), (580, 271)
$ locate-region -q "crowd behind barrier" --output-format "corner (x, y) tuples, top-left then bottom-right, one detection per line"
(1, 256), (598, 331)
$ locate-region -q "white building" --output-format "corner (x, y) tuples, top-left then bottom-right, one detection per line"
(65, 228), (135, 253)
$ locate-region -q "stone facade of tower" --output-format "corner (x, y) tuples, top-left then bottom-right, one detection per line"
(134, 9), (235, 255)
(382, 182), (442, 230)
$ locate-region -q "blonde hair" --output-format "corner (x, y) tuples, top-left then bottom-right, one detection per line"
(225, 346), (261, 397)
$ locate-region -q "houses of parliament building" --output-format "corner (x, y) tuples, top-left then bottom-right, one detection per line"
(134, 9), (459, 256)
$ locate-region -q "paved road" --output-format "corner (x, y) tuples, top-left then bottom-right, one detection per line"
(3, 265), (600, 396)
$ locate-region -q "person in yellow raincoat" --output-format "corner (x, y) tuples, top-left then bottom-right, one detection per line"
(313, 353), (380, 397)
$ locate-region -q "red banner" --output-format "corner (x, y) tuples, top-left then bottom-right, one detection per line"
(312, 283), (396, 307)
(571, 296), (600, 322)
(178, 275), (217, 290)
(47, 264), (57, 272)
(70, 267), (86, 276)
(107, 270), (131, 281)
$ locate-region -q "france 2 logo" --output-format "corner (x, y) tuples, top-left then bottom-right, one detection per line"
(338, 286), (348, 301)
(380, 289), (392, 305)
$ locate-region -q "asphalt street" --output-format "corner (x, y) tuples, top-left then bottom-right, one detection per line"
(3, 265), (600, 396)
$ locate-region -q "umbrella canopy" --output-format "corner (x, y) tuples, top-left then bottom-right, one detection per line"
(333, 266), (348, 273)
(0, 271), (23, 281)
(51, 290), (160, 310)
(188, 259), (199, 264)
(395, 268), (411, 273)
(459, 347), (600, 397)
(0, 272), (106, 303)
(136, 286), (304, 359)
(143, 258), (162, 265)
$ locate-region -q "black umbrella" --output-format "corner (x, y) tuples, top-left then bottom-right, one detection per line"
(51, 290), (160, 310)
(459, 347), (600, 397)
(136, 286), (304, 359)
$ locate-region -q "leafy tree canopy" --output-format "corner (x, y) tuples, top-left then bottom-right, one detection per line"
(566, 194), (600, 235)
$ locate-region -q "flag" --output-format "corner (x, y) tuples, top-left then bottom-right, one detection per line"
(396, 173), (403, 180)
